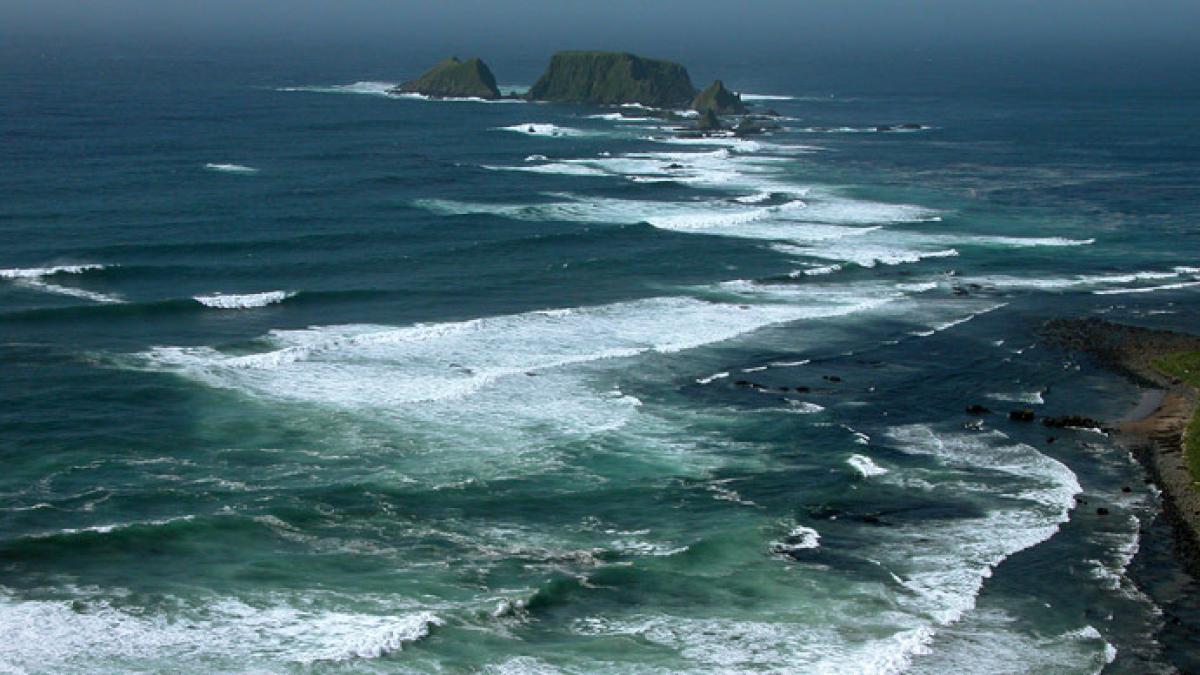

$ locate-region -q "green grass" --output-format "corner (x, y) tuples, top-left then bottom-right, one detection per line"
(1152, 351), (1200, 482)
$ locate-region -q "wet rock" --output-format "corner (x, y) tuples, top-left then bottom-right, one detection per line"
(1096, 507), (1110, 516)
(965, 404), (991, 414)
(1042, 415), (1105, 430)
(1009, 409), (1036, 422)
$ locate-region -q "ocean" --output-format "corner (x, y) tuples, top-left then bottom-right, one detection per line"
(2, 43), (1199, 673)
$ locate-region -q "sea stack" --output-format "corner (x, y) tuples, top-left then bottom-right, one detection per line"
(526, 51), (697, 108)
(692, 80), (747, 115)
(392, 57), (501, 100)
(696, 108), (723, 132)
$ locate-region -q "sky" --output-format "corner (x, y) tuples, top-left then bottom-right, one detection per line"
(3, 0), (1198, 55)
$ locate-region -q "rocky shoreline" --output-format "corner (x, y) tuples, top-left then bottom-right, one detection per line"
(1043, 318), (1200, 574)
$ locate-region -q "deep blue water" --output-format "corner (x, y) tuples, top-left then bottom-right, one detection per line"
(2, 43), (1200, 673)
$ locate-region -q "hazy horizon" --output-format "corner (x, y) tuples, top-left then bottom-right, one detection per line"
(4, 0), (1199, 56)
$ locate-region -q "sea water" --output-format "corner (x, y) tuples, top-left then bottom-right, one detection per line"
(2, 44), (1199, 673)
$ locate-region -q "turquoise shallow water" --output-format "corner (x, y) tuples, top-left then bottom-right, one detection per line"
(2, 45), (1200, 673)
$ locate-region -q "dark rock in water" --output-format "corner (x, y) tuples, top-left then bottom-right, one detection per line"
(692, 80), (747, 115)
(695, 108), (722, 132)
(823, 375), (842, 383)
(794, 386), (811, 393)
(876, 125), (894, 132)
(1122, 486), (1133, 493)
(1096, 507), (1110, 516)
(666, 163), (685, 170)
(1009, 409), (1036, 422)
(1042, 415), (1105, 430)
(965, 404), (991, 414)
(393, 56), (501, 99)
(733, 118), (768, 137)
(527, 51), (697, 108)
(1047, 436), (1056, 443)
(734, 380), (751, 387)
(898, 123), (924, 130)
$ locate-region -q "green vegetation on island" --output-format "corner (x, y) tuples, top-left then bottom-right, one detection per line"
(526, 51), (697, 108)
(393, 57), (501, 100)
(1153, 351), (1200, 481)
(692, 80), (747, 115)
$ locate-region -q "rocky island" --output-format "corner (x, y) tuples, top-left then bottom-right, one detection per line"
(391, 56), (501, 100)
(526, 51), (697, 108)
(691, 80), (747, 115)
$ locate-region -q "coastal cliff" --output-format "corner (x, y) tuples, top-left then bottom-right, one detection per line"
(392, 57), (500, 100)
(526, 51), (697, 108)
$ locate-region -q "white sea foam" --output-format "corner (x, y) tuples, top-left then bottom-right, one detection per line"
(277, 81), (397, 96)
(417, 193), (938, 265)
(193, 291), (294, 309)
(885, 426), (1079, 625)
(1093, 280), (1200, 295)
(771, 525), (821, 554)
(484, 162), (610, 177)
(986, 391), (1045, 405)
(696, 371), (730, 385)
(0, 264), (122, 303)
(204, 163), (259, 174)
(908, 609), (1118, 675)
(277, 81), (522, 103)
(848, 454), (889, 477)
(133, 285), (902, 481)
(487, 147), (798, 191)
(498, 123), (585, 137)
(742, 94), (796, 101)
(27, 515), (195, 539)
(562, 426), (1080, 674)
(140, 291), (895, 410)
(909, 303), (1005, 337)
(587, 112), (655, 122)
(0, 264), (107, 279)
(788, 401), (826, 414)
(0, 591), (443, 671)
(961, 267), (1200, 296)
(735, 191), (776, 204)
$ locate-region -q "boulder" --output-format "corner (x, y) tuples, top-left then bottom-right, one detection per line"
(1009, 409), (1036, 422)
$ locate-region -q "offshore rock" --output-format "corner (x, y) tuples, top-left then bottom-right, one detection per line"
(393, 57), (500, 99)
(692, 80), (747, 115)
(527, 51), (697, 108)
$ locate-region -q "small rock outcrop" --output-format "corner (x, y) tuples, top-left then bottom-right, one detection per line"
(393, 57), (500, 99)
(1009, 409), (1037, 422)
(696, 108), (722, 132)
(1042, 415), (1105, 430)
(692, 80), (747, 115)
(527, 51), (697, 108)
